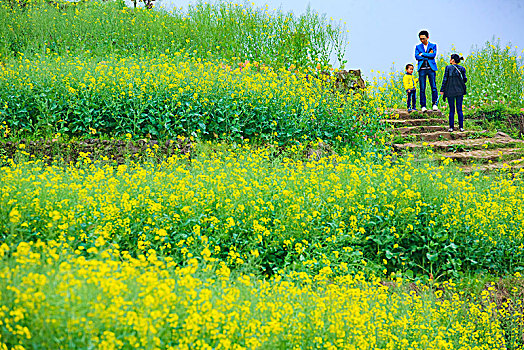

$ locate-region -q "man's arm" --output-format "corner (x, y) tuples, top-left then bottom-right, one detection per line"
(415, 45), (425, 61)
(420, 44), (437, 59)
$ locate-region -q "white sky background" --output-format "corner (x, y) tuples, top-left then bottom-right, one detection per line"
(128, 0), (524, 78)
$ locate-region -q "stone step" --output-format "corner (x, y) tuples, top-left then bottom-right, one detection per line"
(406, 130), (487, 141)
(385, 108), (443, 120)
(393, 125), (448, 135)
(383, 118), (446, 126)
(461, 159), (524, 174)
(394, 134), (523, 152)
(440, 148), (524, 164)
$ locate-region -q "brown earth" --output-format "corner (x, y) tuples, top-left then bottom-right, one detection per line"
(0, 137), (193, 164)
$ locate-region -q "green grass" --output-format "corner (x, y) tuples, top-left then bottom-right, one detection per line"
(0, 0), (347, 70)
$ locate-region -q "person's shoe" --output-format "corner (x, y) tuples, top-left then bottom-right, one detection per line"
(408, 108), (413, 112)
(459, 128), (465, 132)
(412, 108), (418, 112)
(448, 128), (454, 132)
(421, 107), (427, 112)
(432, 104), (439, 111)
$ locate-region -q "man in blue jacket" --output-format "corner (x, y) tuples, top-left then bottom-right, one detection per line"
(415, 30), (438, 112)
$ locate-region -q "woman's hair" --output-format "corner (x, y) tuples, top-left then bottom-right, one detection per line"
(450, 54), (464, 63)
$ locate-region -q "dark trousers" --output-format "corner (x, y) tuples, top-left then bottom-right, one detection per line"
(407, 90), (416, 109)
(418, 69), (438, 108)
(447, 95), (464, 129)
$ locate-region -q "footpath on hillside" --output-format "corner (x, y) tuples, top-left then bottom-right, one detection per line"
(384, 108), (524, 173)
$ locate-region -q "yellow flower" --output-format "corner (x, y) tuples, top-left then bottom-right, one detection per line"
(9, 208), (21, 223)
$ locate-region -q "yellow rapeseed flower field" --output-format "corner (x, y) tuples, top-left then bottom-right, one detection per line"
(1, 144), (524, 278)
(2, 1), (524, 348)
(0, 240), (519, 349)
(0, 54), (385, 144)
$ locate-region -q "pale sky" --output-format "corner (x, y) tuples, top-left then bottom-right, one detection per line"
(135, 0), (524, 78)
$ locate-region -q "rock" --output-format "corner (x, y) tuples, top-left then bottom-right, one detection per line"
(495, 131), (511, 139)
(306, 141), (333, 160)
(334, 69), (366, 91)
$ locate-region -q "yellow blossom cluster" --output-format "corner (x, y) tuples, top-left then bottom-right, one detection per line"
(0, 241), (515, 349)
(1, 144), (524, 278)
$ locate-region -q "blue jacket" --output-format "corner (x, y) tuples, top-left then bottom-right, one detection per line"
(415, 42), (438, 71)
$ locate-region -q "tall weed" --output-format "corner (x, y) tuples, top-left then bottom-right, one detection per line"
(0, 0), (348, 69)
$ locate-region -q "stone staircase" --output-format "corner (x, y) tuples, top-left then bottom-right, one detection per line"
(384, 108), (524, 173)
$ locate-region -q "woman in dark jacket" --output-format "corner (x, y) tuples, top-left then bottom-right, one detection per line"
(440, 53), (467, 132)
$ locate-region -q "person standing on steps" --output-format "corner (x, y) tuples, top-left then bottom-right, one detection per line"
(415, 30), (438, 112)
(440, 53), (468, 132)
(403, 63), (418, 112)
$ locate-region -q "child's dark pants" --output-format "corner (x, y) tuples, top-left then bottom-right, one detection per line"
(407, 90), (416, 109)
(447, 95), (464, 129)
